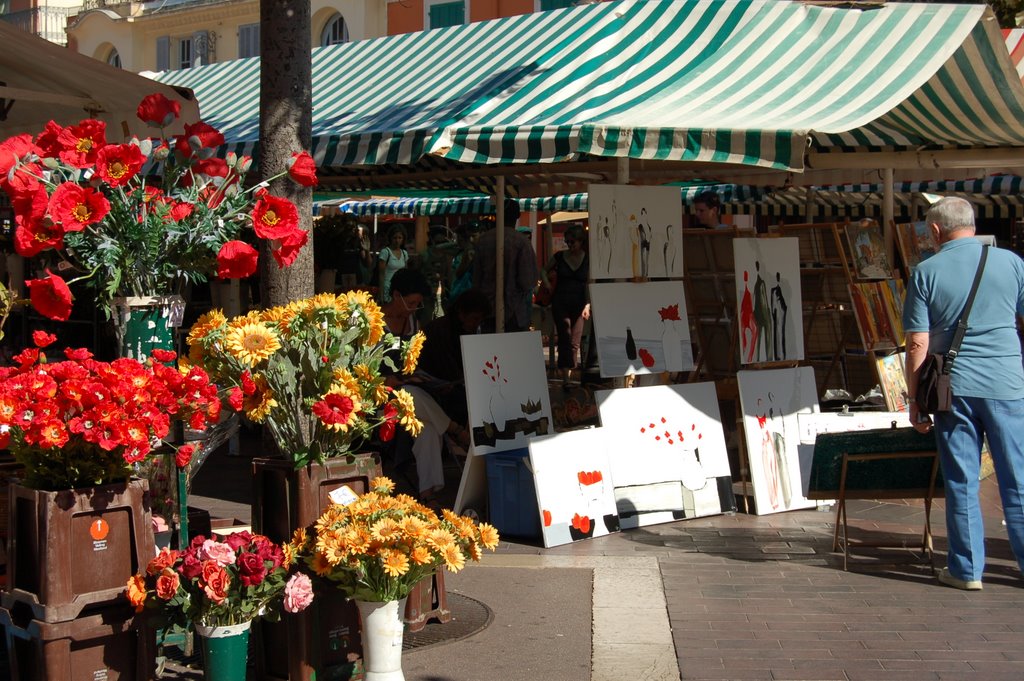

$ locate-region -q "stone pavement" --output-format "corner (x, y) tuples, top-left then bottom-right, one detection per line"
(175, 446), (1024, 681)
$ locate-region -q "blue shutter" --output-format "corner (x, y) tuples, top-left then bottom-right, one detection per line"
(239, 23), (259, 58)
(156, 36), (169, 71)
(429, 2), (464, 29)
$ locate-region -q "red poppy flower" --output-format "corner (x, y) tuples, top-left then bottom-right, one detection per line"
(174, 121), (224, 158)
(216, 241), (258, 279)
(137, 93), (181, 128)
(638, 348), (655, 368)
(166, 200), (194, 222)
(287, 151), (318, 187)
(26, 271), (74, 321)
(56, 119), (106, 168)
(194, 157), (228, 179)
(251, 191), (299, 240)
(94, 143), (145, 187)
(12, 347), (39, 367)
(0, 133), (40, 180)
(175, 444), (196, 468)
(64, 348), (93, 360)
(227, 387), (244, 411)
(32, 331), (57, 348)
(150, 349), (177, 363)
(311, 392), (356, 428)
(270, 227), (308, 268)
(48, 182), (110, 232)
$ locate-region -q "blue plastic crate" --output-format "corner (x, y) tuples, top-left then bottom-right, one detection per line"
(485, 448), (541, 539)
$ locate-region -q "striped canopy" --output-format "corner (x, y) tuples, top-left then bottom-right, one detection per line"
(156, 0), (1024, 176)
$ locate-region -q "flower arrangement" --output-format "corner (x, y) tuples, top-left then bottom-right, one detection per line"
(126, 530), (313, 628)
(0, 331), (220, 490)
(0, 93), (316, 321)
(185, 291), (425, 467)
(293, 477), (499, 602)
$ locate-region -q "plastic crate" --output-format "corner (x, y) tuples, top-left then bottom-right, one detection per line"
(485, 448), (541, 539)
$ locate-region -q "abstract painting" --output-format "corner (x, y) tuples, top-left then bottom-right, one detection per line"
(461, 331), (552, 454)
(845, 220), (894, 279)
(895, 221), (938, 275)
(595, 383), (735, 529)
(587, 184), (683, 280)
(529, 429), (620, 548)
(737, 367), (820, 515)
(849, 281), (903, 350)
(589, 281), (694, 377)
(876, 352), (909, 412)
(734, 238), (803, 365)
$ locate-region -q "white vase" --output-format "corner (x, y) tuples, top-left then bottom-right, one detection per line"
(356, 598), (408, 681)
(489, 387), (507, 432)
(661, 319), (682, 371)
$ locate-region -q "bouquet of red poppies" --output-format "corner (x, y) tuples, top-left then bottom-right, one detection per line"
(126, 530), (313, 628)
(0, 330), (221, 490)
(0, 93), (318, 321)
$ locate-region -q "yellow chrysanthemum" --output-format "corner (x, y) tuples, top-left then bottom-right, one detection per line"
(380, 549), (410, 577)
(477, 523), (500, 550)
(392, 389), (423, 437)
(400, 516), (427, 538)
(442, 544), (466, 573)
(467, 541), (483, 562)
(339, 290), (386, 346)
(410, 545), (434, 565)
(324, 543), (348, 566)
(291, 526), (308, 549)
(371, 476), (396, 494)
(282, 542), (297, 565)
(224, 322), (282, 366)
(332, 368), (362, 397)
(309, 551), (333, 577)
(187, 309), (226, 346)
(426, 528), (455, 552)
(243, 374), (278, 423)
(370, 518), (403, 543)
(402, 331), (426, 375)
(304, 293), (344, 317)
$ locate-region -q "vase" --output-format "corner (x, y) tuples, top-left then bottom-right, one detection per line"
(661, 319), (682, 371)
(355, 598), (409, 681)
(196, 620), (252, 681)
(488, 386), (508, 432)
(112, 295), (185, 361)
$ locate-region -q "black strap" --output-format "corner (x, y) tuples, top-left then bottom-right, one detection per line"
(943, 244), (989, 372)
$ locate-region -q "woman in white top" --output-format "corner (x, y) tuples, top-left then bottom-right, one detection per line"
(378, 225), (410, 302)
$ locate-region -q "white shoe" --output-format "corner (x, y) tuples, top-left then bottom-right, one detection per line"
(937, 567), (982, 591)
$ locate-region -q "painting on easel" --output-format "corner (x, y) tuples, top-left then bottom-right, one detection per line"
(737, 367), (820, 515)
(587, 184), (683, 280)
(845, 220), (894, 279)
(529, 429), (620, 548)
(595, 383), (735, 529)
(733, 238), (803, 365)
(895, 221), (938, 275)
(876, 352), (909, 412)
(589, 281), (694, 377)
(461, 331), (552, 454)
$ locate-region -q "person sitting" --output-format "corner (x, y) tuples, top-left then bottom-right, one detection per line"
(379, 268), (468, 502)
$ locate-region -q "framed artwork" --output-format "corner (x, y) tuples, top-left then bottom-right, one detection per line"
(875, 352), (909, 412)
(737, 367), (820, 515)
(733, 237), (803, 365)
(588, 281), (694, 377)
(845, 220), (894, 279)
(461, 331), (552, 454)
(587, 184), (683, 280)
(848, 282), (903, 350)
(895, 221), (938, 275)
(595, 383), (735, 529)
(529, 429), (620, 548)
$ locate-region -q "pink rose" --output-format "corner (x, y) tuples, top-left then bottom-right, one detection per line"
(283, 572), (314, 613)
(200, 539), (237, 566)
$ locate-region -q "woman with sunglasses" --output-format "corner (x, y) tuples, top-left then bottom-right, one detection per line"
(542, 224), (590, 387)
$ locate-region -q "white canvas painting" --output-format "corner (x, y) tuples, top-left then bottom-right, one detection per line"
(588, 184), (683, 280)
(461, 331), (553, 454)
(595, 383), (734, 529)
(734, 238), (803, 365)
(737, 367), (820, 515)
(589, 281), (694, 377)
(529, 429), (620, 548)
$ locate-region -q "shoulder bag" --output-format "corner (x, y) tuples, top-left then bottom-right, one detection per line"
(915, 245), (989, 413)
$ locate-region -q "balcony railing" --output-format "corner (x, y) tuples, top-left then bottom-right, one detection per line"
(0, 6), (78, 45)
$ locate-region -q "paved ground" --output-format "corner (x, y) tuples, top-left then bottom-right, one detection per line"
(171, 439), (1024, 680)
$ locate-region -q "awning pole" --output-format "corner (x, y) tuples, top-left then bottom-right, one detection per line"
(617, 157), (630, 184)
(495, 176), (506, 333)
(883, 168), (895, 264)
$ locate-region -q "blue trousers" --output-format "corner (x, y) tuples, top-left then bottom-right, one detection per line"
(934, 396), (1024, 581)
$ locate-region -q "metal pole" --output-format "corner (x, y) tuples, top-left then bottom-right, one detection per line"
(882, 168), (895, 264)
(495, 176), (506, 333)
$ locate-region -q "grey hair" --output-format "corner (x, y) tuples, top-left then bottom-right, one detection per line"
(926, 197), (976, 237)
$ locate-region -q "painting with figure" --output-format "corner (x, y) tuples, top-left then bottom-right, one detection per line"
(895, 221), (938, 275)
(876, 352), (909, 412)
(845, 220), (894, 279)
(595, 383), (735, 529)
(461, 331), (552, 454)
(587, 184), (683, 280)
(737, 367), (820, 515)
(734, 238), (803, 365)
(529, 429), (620, 548)
(589, 281), (694, 377)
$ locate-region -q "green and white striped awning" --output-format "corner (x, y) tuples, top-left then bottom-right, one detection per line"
(155, 0), (1024, 175)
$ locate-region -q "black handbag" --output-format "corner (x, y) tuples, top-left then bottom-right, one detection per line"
(915, 245), (988, 414)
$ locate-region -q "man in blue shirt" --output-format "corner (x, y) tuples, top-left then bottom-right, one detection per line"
(903, 197), (1024, 591)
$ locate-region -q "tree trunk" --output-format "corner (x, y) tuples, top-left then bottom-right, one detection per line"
(258, 0), (314, 309)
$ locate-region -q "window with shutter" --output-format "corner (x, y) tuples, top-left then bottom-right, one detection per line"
(178, 37), (193, 69)
(156, 36), (170, 71)
(428, 1), (464, 29)
(239, 23), (259, 59)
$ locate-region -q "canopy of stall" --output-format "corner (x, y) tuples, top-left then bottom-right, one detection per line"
(155, 0), (1024, 191)
(0, 22), (198, 138)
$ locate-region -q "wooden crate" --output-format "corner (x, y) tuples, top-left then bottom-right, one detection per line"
(4, 478), (154, 623)
(0, 604), (155, 681)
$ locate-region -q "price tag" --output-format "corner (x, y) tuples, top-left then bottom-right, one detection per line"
(328, 484), (359, 506)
